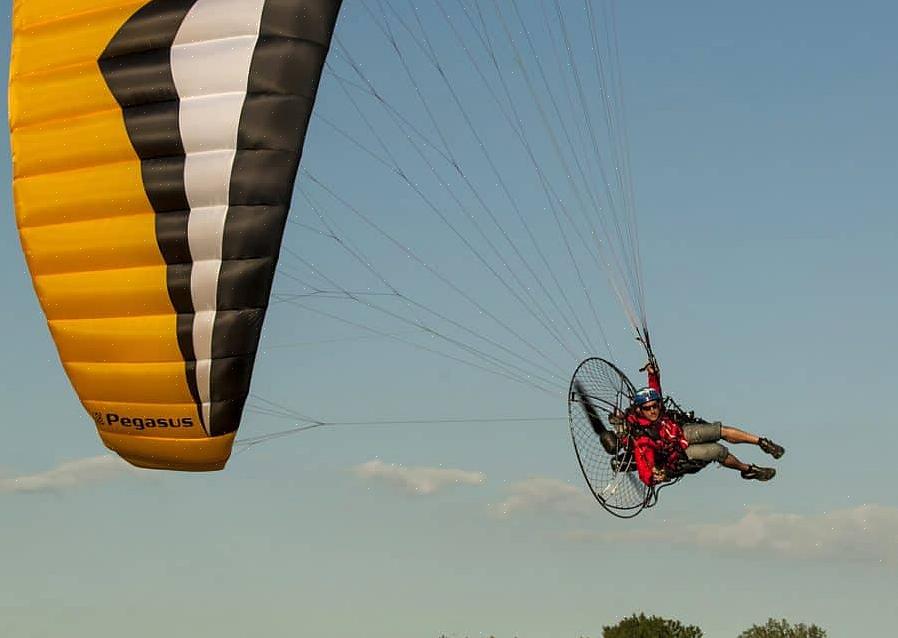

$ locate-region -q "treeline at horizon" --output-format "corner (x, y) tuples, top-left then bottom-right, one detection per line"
(438, 613), (828, 637)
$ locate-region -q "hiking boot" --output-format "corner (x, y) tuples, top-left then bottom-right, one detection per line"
(758, 437), (785, 459)
(741, 464), (776, 481)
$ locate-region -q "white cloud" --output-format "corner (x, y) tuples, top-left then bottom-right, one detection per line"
(567, 504), (898, 564)
(352, 459), (486, 495)
(0, 455), (145, 494)
(490, 477), (594, 519)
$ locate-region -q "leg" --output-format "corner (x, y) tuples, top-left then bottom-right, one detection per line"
(720, 452), (749, 472)
(683, 424), (777, 480)
(683, 438), (776, 481)
(720, 425), (759, 445)
(720, 452), (775, 481)
(721, 425), (784, 458)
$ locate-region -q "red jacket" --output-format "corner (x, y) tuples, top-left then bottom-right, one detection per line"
(625, 369), (688, 486)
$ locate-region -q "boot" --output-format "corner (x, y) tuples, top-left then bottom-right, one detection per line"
(741, 464), (776, 481)
(758, 437), (785, 459)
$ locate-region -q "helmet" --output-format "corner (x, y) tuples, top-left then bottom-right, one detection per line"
(633, 387), (662, 406)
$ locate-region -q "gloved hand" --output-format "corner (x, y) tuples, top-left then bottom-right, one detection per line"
(640, 360), (658, 376)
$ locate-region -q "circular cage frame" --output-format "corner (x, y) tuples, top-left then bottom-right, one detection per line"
(567, 357), (678, 518)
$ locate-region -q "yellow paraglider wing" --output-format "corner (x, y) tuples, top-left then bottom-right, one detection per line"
(9, 0), (343, 470)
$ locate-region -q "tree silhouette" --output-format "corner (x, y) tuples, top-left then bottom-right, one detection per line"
(602, 612), (703, 638)
(738, 618), (827, 638)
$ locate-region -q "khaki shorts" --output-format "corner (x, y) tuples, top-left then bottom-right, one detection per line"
(683, 421), (728, 462)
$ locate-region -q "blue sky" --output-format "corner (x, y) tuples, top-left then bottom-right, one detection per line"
(2, 2), (897, 637)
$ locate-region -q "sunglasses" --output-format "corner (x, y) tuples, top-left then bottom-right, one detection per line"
(638, 402), (660, 411)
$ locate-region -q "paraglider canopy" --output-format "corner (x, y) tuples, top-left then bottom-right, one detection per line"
(8, 0), (343, 470)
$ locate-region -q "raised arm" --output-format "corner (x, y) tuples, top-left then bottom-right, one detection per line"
(642, 361), (661, 394)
